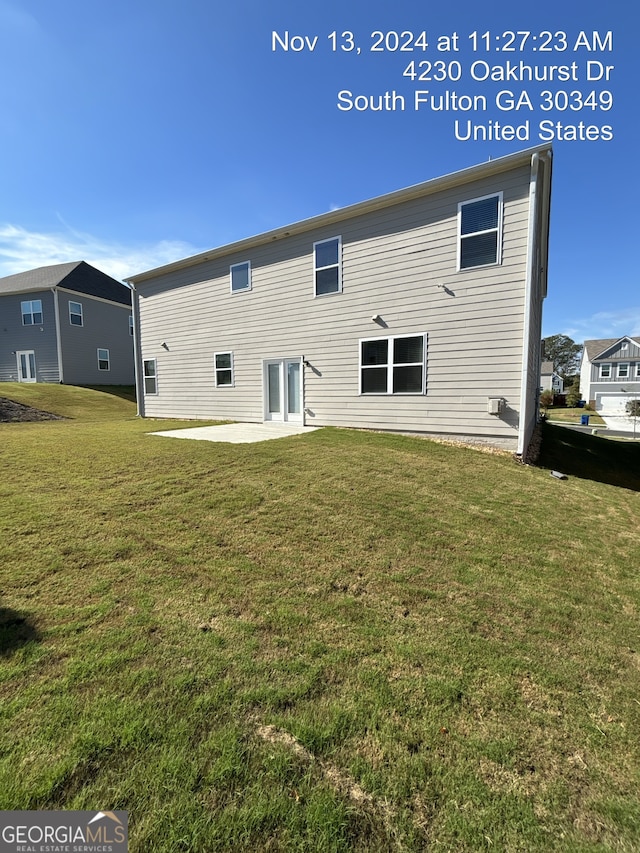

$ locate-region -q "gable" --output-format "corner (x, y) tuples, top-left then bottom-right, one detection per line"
(587, 336), (640, 362)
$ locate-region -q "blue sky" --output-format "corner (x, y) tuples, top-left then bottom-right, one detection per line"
(0, 0), (635, 343)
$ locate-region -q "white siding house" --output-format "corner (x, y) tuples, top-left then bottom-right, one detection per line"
(127, 145), (552, 459)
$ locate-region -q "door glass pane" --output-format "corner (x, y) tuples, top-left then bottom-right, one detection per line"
(28, 353), (36, 377)
(268, 364), (281, 413)
(20, 354), (27, 377)
(287, 362), (300, 414)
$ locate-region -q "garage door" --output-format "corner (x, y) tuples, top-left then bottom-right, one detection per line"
(595, 393), (631, 414)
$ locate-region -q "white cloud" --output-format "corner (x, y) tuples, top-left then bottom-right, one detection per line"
(559, 309), (640, 343)
(0, 223), (202, 282)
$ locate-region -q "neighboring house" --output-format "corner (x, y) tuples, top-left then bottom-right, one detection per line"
(127, 145), (553, 458)
(579, 336), (640, 413)
(0, 261), (134, 385)
(540, 361), (564, 394)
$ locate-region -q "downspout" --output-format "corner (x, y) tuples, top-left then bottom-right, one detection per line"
(517, 153), (541, 457)
(52, 287), (64, 383)
(129, 282), (145, 417)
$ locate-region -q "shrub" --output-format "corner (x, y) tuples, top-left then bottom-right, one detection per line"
(626, 399), (640, 417)
(540, 390), (554, 411)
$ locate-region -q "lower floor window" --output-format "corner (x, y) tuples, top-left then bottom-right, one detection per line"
(143, 359), (157, 394)
(97, 348), (110, 371)
(215, 351), (234, 387)
(360, 334), (426, 394)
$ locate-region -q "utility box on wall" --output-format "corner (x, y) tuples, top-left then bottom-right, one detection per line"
(487, 397), (505, 416)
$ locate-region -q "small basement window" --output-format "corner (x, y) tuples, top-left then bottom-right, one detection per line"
(214, 352), (234, 387)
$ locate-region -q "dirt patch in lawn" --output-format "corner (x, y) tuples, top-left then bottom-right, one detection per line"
(0, 397), (66, 423)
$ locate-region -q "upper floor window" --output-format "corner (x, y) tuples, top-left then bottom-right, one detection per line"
(230, 261), (251, 293)
(599, 364), (611, 378)
(21, 299), (43, 325)
(69, 301), (83, 326)
(636, 363), (640, 378)
(314, 236), (341, 296)
(620, 341), (629, 351)
(129, 315), (134, 336)
(143, 359), (157, 394)
(214, 352), (234, 386)
(458, 193), (503, 270)
(618, 363), (629, 378)
(360, 334), (426, 394)
(97, 348), (110, 371)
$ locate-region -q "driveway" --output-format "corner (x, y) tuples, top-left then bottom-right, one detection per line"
(149, 422), (320, 444)
(600, 414), (640, 434)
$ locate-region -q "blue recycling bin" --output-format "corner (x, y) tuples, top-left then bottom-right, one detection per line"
(581, 415), (590, 425)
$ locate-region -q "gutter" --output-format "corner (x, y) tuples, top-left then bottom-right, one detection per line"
(51, 287), (64, 383)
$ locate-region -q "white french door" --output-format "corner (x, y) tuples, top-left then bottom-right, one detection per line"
(263, 358), (303, 423)
(17, 351), (36, 383)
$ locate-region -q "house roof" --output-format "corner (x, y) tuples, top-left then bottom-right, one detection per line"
(583, 336), (640, 362)
(126, 143), (552, 285)
(0, 261), (131, 306)
(541, 361), (556, 374)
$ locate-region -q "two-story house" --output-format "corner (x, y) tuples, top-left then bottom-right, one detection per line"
(126, 145), (553, 459)
(0, 261), (134, 385)
(579, 336), (640, 414)
(540, 361), (564, 394)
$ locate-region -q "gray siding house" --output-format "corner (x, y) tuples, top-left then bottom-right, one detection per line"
(0, 261), (134, 385)
(127, 145), (552, 458)
(579, 336), (640, 413)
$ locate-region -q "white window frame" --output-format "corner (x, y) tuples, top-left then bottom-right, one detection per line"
(129, 315), (134, 336)
(97, 348), (110, 371)
(214, 351), (234, 387)
(620, 341), (629, 351)
(457, 192), (503, 271)
(618, 362), (630, 379)
(69, 301), (83, 326)
(313, 236), (342, 297)
(230, 261), (251, 294)
(599, 364), (611, 378)
(21, 299), (43, 325)
(143, 359), (157, 395)
(359, 333), (427, 395)
(636, 364), (640, 379)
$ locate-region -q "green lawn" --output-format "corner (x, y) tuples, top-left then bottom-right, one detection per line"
(545, 407), (605, 426)
(1, 386), (639, 851)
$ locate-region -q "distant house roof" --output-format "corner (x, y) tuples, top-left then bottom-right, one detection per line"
(0, 261), (131, 306)
(583, 336), (640, 362)
(541, 361), (556, 374)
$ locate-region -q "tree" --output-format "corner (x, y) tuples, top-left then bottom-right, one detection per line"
(626, 400), (640, 418)
(542, 334), (582, 378)
(566, 377), (581, 407)
(539, 390), (554, 412)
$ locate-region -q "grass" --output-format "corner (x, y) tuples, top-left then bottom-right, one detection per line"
(1, 385), (639, 851)
(545, 407), (605, 426)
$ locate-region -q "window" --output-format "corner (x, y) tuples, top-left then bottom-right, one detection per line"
(69, 301), (83, 326)
(621, 341), (629, 351)
(636, 364), (640, 379)
(21, 299), (43, 325)
(230, 261), (251, 293)
(618, 363), (629, 378)
(458, 193), (503, 269)
(314, 236), (341, 296)
(214, 352), (234, 386)
(600, 364), (611, 378)
(360, 334), (426, 394)
(143, 359), (157, 394)
(97, 348), (110, 371)
(129, 315), (134, 336)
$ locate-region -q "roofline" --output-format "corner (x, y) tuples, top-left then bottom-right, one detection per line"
(126, 144), (552, 285)
(590, 335), (640, 360)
